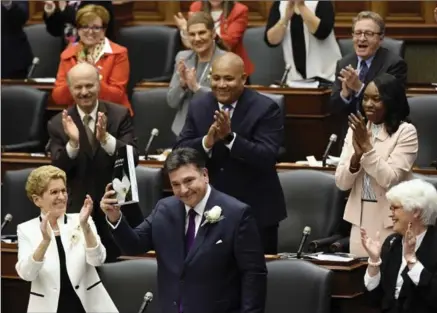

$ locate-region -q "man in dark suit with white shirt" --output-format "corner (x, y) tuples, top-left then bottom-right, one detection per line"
(48, 62), (142, 261)
(330, 11), (407, 115)
(102, 147), (267, 313)
(174, 52), (286, 254)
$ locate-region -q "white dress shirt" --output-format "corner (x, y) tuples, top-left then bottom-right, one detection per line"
(66, 102), (116, 159)
(184, 184), (211, 236)
(202, 101), (237, 156)
(364, 230), (427, 299)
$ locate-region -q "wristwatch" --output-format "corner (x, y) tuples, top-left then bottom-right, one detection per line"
(406, 256), (418, 265)
(224, 132), (235, 144)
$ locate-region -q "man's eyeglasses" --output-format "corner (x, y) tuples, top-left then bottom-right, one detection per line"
(352, 31), (382, 39)
(79, 26), (104, 32)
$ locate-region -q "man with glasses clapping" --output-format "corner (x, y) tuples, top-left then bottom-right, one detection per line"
(330, 11), (407, 116)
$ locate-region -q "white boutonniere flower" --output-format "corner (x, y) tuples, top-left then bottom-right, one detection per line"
(201, 206), (225, 227)
(112, 175), (131, 203)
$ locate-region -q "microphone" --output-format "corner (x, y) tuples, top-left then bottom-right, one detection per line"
(322, 134), (337, 167)
(144, 128), (159, 159)
(45, 139), (52, 156)
(279, 64), (292, 87)
(137, 291), (153, 313)
(1, 214), (13, 232)
(296, 226), (311, 259)
(26, 57), (40, 80)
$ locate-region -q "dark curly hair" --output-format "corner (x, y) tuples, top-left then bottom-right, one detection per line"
(363, 73), (411, 135)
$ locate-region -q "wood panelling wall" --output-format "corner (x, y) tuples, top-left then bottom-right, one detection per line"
(28, 1), (437, 41)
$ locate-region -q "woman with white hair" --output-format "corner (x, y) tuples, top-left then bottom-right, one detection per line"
(361, 179), (437, 313)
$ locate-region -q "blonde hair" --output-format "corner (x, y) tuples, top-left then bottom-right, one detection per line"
(76, 4), (110, 28)
(25, 166), (67, 200)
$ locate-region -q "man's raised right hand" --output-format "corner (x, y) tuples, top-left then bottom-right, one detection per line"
(100, 183), (122, 223)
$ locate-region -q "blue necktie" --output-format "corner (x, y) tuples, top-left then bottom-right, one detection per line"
(358, 60), (369, 82)
(222, 104), (233, 112)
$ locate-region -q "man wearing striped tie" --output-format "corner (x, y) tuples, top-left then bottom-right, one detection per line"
(104, 147), (267, 313)
(47, 62), (142, 262)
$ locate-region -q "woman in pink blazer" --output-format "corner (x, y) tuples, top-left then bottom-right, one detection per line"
(335, 73), (418, 257)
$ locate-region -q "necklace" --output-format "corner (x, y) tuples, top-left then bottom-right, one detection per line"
(197, 44), (217, 83)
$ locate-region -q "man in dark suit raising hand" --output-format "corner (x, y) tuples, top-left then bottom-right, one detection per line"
(103, 148), (267, 313)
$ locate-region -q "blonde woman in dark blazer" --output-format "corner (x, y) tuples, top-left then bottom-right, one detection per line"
(15, 165), (118, 313)
(335, 74), (418, 257)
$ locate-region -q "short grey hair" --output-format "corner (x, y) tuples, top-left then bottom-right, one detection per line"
(386, 179), (437, 226)
(352, 11), (385, 35)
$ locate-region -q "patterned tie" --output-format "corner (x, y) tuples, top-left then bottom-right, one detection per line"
(82, 115), (96, 150)
(358, 60), (369, 82)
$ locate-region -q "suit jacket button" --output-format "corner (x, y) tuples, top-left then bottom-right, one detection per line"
(173, 301), (177, 306)
(220, 168), (224, 172)
(75, 285), (79, 290)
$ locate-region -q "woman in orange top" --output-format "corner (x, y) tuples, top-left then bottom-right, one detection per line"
(174, 0), (254, 80)
(52, 4), (132, 115)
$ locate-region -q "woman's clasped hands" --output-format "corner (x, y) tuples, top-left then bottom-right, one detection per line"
(348, 111), (372, 155)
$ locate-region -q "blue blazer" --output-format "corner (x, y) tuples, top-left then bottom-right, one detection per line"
(175, 88), (287, 227)
(111, 187), (267, 313)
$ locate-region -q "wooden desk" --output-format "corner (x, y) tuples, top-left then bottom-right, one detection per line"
(2, 242), (373, 313)
(2, 153), (435, 201)
(1, 242), (31, 313)
(2, 152), (436, 179)
(3, 79), (436, 161)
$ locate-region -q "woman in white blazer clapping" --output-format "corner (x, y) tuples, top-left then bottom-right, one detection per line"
(15, 165), (118, 313)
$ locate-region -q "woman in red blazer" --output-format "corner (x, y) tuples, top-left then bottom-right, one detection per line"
(52, 4), (132, 115)
(175, 0), (254, 79)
